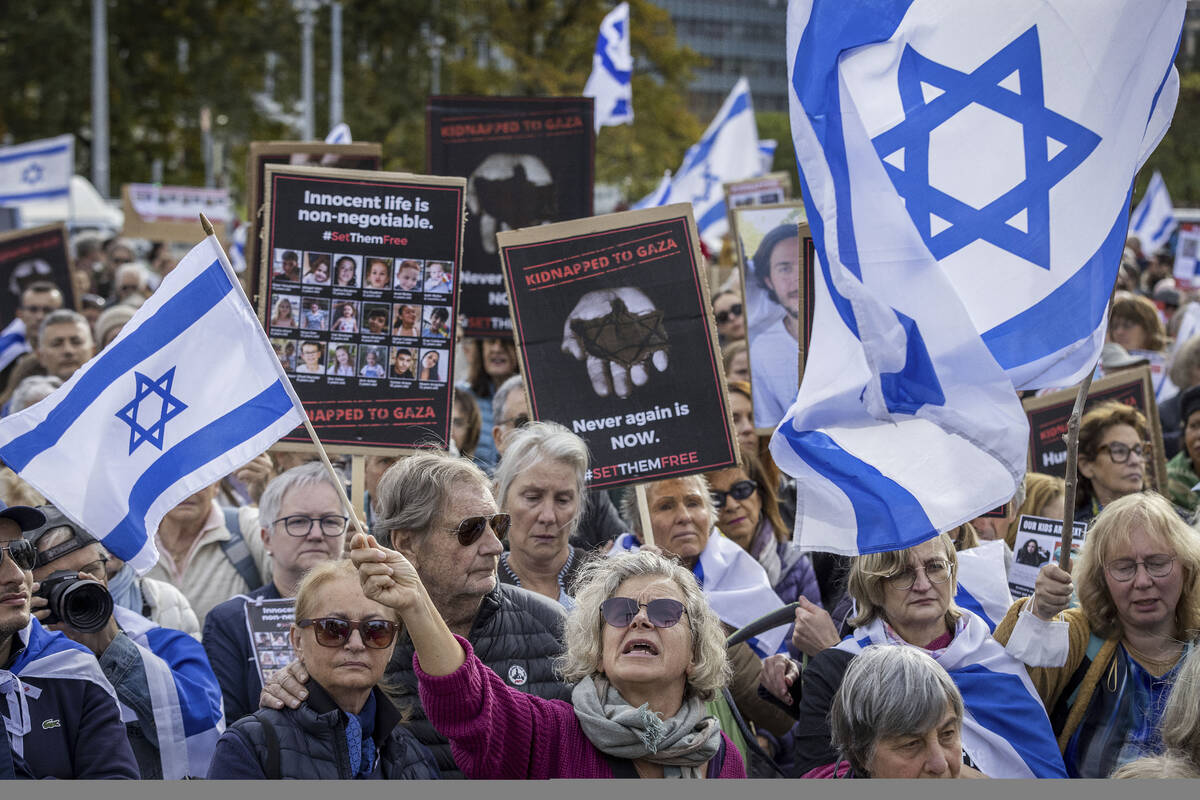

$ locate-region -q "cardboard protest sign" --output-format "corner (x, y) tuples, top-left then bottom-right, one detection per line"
(730, 202), (815, 431)
(498, 203), (737, 489)
(427, 96), (595, 338)
(260, 164), (465, 454)
(121, 183), (232, 243)
(0, 223), (78, 326)
(243, 597), (296, 690)
(1022, 365), (1167, 492)
(1008, 514), (1088, 598)
(723, 172), (792, 212)
(245, 142), (383, 305)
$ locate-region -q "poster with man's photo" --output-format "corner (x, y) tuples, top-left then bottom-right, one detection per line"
(244, 597), (297, 689)
(730, 203), (815, 432)
(0, 223), (77, 326)
(498, 203), (737, 489)
(260, 164), (465, 454)
(1008, 515), (1088, 598)
(245, 141), (383, 305)
(427, 96), (595, 338)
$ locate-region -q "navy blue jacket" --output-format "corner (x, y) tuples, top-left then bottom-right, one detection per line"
(202, 582), (281, 724)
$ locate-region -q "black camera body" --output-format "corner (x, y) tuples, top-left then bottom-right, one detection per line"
(35, 570), (113, 633)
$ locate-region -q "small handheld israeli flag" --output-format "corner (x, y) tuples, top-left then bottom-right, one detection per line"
(0, 234), (306, 574)
(583, 2), (633, 132)
(1130, 170), (1176, 254)
(636, 78), (761, 252)
(324, 122), (353, 144)
(0, 134), (73, 204)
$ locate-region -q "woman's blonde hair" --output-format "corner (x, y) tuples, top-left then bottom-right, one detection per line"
(558, 550), (731, 702)
(1075, 492), (1200, 640)
(1161, 646), (1200, 766)
(1006, 473), (1066, 548)
(1110, 751), (1200, 778)
(847, 533), (962, 630)
(293, 559), (398, 624)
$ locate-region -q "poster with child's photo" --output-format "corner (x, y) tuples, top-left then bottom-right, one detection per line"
(360, 345), (388, 378)
(303, 252), (332, 285)
(418, 348), (448, 382)
(272, 248), (302, 283)
(331, 254), (362, 287)
(394, 259), (423, 292)
(270, 294), (299, 329)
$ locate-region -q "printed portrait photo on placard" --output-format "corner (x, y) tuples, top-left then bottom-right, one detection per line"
(303, 251), (332, 285)
(330, 300), (360, 333)
(269, 293), (299, 329)
(332, 253), (362, 287)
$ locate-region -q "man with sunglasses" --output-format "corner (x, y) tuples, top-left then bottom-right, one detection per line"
(261, 451), (571, 778)
(0, 501), (139, 779)
(25, 506), (224, 779)
(204, 462), (350, 723)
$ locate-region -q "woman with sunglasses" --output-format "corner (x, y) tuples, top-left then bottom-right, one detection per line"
(1074, 401), (1151, 527)
(994, 491), (1200, 778)
(207, 559), (440, 780)
(351, 541), (745, 779)
(777, 533), (1066, 779)
(705, 452), (820, 609)
(712, 290), (746, 344)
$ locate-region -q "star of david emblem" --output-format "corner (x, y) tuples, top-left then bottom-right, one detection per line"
(870, 26), (1101, 269)
(696, 165), (720, 203)
(21, 163), (43, 186)
(115, 367), (188, 455)
(569, 298), (669, 369)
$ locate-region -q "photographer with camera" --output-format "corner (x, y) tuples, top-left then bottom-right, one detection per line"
(0, 501), (138, 779)
(26, 507), (225, 779)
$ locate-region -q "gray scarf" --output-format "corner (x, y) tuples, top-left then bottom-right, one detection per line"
(571, 674), (722, 778)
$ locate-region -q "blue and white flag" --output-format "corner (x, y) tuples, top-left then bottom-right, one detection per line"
(5, 618), (117, 761)
(324, 123), (353, 144)
(757, 139), (778, 175)
(772, 0), (1183, 556)
(840, 612), (1067, 778)
(112, 606), (224, 778)
(0, 235), (306, 574)
(1130, 170), (1176, 254)
(953, 540), (1014, 632)
(0, 318), (28, 374)
(0, 135), (73, 205)
(583, 2), (633, 132)
(636, 78), (761, 252)
(632, 170), (672, 210)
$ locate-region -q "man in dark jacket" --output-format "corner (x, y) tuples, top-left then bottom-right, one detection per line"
(261, 451), (569, 778)
(0, 502), (139, 779)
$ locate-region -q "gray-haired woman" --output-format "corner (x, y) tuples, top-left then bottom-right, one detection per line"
(826, 646), (977, 779)
(350, 542), (747, 778)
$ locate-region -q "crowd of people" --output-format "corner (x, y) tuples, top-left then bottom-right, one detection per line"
(3, 228), (1200, 782)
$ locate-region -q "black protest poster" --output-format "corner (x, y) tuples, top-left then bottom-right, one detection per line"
(1008, 515), (1087, 598)
(260, 164), (465, 454)
(0, 223), (77, 326)
(498, 203), (737, 489)
(242, 597), (296, 690)
(245, 141), (383, 306)
(1022, 365), (1166, 492)
(427, 96), (594, 338)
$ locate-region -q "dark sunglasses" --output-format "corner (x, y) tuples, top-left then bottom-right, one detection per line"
(600, 597), (687, 629)
(448, 513), (511, 546)
(714, 303), (743, 325)
(710, 479), (758, 509)
(0, 539), (35, 571)
(297, 617), (398, 649)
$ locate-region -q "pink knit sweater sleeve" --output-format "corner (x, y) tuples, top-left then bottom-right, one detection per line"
(416, 634), (601, 779)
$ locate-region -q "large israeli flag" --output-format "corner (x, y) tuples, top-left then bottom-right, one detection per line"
(583, 2), (633, 132)
(772, 0), (1183, 556)
(636, 78), (761, 252)
(0, 135), (73, 204)
(1130, 170), (1177, 254)
(0, 235), (306, 574)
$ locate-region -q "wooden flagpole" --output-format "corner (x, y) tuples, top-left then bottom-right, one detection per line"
(1058, 369), (1095, 570)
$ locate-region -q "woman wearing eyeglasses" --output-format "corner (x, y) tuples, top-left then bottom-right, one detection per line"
(704, 452), (820, 610)
(350, 542), (745, 778)
(993, 491), (1200, 778)
(207, 559), (440, 780)
(1074, 401), (1151, 527)
(778, 533), (1066, 779)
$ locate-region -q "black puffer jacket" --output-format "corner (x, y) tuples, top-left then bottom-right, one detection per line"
(210, 681), (439, 779)
(385, 582), (570, 778)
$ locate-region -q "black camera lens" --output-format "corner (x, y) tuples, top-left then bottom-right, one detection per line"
(39, 570), (113, 633)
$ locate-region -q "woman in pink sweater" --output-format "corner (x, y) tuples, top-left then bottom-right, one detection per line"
(351, 535), (745, 779)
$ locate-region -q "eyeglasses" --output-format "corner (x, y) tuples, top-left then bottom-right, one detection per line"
(887, 559), (953, 590)
(498, 413), (529, 430)
(447, 513), (510, 546)
(297, 617), (398, 649)
(1104, 554), (1176, 582)
(714, 303), (743, 325)
(600, 597), (687, 629)
(1096, 441), (1150, 463)
(79, 554), (109, 581)
(0, 539), (35, 571)
(710, 479), (758, 509)
(274, 514), (349, 538)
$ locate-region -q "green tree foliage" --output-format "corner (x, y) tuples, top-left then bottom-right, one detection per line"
(755, 111), (799, 196)
(1137, 71), (1200, 208)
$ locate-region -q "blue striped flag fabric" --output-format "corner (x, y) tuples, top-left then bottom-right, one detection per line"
(1130, 170), (1177, 254)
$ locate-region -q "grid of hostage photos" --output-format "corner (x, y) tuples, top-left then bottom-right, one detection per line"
(267, 249), (453, 387)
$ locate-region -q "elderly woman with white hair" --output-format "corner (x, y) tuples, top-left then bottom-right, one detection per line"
(350, 542), (746, 778)
(826, 646), (976, 779)
(493, 421), (588, 607)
